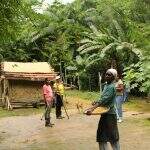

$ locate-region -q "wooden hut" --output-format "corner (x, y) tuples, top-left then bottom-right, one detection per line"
(0, 62), (57, 109)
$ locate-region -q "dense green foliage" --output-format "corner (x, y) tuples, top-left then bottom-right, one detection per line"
(0, 0), (149, 94)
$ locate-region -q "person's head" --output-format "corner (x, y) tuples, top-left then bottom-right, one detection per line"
(49, 80), (54, 87)
(45, 78), (50, 85)
(115, 74), (122, 82)
(115, 76), (119, 82)
(105, 68), (117, 83)
(55, 75), (61, 83)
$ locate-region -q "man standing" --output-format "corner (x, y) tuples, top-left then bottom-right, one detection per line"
(54, 75), (64, 119)
(43, 78), (54, 127)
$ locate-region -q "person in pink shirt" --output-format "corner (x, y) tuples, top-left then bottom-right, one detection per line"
(43, 78), (54, 127)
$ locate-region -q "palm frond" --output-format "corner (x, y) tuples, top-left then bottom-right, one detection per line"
(100, 43), (117, 57)
(112, 19), (125, 41)
(80, 45), (102, 54)
(76, 55), (84, 65)
(77, 43), (93, 52)
(89, 24), (100, 36)
(85, 57), (102, 68)
(116, 42), (142, 59)
(132, 48), (142, 59)
(79, 39), (97, 44)
(85, 53), (98, 63)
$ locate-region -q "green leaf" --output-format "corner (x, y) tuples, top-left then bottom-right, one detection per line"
(80, 45), (102, 54)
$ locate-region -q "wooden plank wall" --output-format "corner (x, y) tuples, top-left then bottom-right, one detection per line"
(9, 80), (44, 102)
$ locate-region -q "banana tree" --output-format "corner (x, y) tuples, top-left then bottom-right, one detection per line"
(77, 23), (142, 76)
(123, 57), (150, 94)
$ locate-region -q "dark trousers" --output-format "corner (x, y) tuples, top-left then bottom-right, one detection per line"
(55, 94), (63, 118)
(45, 103), (52, 125)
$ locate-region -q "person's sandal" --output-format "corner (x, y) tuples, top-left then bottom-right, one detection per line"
(45, 123), (54, 127)
(56, 116), (65, 119)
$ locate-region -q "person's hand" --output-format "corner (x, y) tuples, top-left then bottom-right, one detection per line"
(86, 110), (92, 115)
(92, 101), (97, 106)
(84, 107), (94, 115)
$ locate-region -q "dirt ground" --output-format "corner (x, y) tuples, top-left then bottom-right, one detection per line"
(0, 107), (150, 150)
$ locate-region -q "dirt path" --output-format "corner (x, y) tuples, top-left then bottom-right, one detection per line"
(0, 109), (150, 150)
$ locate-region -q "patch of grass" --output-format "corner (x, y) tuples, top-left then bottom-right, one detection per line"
(126, 117), (150, 127)
(143, 118), (150, 126)
(1, 90), (149, 118)
(66, 90), (150, 113)
(124, 98), (150, 112)
(65, 90), (100, 102)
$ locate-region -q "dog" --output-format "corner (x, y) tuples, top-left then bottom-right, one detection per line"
(76, 101), (83, 113)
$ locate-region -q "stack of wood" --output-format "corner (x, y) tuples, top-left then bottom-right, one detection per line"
(9, 100), (45, 109)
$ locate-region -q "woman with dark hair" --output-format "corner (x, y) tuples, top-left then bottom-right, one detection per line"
(86, 69), (120, 150)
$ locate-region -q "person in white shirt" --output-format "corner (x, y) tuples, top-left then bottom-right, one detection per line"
(115, 77), (124, 123)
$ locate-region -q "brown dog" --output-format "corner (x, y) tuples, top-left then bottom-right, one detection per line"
(76, 101), (83, 113)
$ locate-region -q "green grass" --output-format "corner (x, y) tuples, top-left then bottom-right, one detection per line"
(65, 90), (100, 102)
(143, 118), (150, 126)
(0, 90), (149, 118)
(126, 117), (150, 127)
(66, 90), (150, 112)
(124, 97), (150, 112)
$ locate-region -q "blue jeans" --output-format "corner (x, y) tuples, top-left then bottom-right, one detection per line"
(116, 95), (124, 119)
(123, 89), (129, 102)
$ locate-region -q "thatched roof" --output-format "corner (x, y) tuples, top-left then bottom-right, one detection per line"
(0, 62), (57, 81)
(3, 62), (54, 73)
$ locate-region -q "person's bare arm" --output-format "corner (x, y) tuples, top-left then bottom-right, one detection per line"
(86, 103), (99, 115)
(116, 84), (124, 92)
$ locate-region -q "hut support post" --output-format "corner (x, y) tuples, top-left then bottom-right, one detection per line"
(3, 79), (12, 110)
(1, 78), (6, 108)
(98, 72), (102, 94)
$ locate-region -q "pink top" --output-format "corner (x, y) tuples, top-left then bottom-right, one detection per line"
(43, 84), (53, 103)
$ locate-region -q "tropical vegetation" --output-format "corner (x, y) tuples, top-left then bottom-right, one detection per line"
(0, 0), (149, 95)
